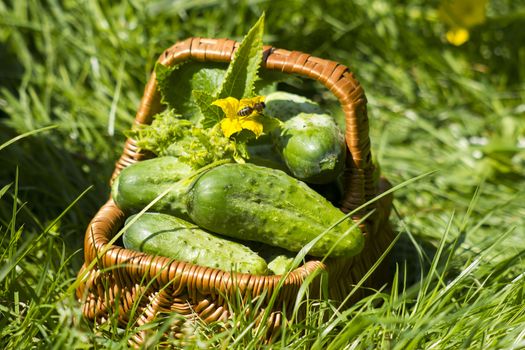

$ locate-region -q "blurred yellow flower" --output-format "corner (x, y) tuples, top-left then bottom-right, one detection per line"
(446, 27), (470, 46)
(212, 96), (265, 138)
(439, 0), (487, 46)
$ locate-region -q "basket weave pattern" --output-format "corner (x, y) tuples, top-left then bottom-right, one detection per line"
(76, 38), (394, 342)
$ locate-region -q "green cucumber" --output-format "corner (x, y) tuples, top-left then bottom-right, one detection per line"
(246, 242), (296, 275)
(246, 134), (288, 172)
(264, 91), (324, 121)
(123, 213), (269, 275)
(268, 254), (295, 275)
(264, 92), (346, 184)
(274, 113), (346, 184)
(187, 163), (363, 258)
(112, 157), (193, 219)
(257, 245), (296, 275)
(113, 161), (362, 258)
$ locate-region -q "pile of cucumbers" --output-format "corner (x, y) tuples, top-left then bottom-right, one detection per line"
(113, 92), (364, 275)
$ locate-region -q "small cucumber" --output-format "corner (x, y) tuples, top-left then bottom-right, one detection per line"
(187, 163), (363, 258)
(123, 213), (269, 275)
(257, 245), (296, 275)
(246, 134), (288, 172)
(268, 254), (295, 275)
(274, 113), (346, 184)
(264, 91), (324, 121)
(246, 242), (296, 275)
(112, 157), (193, 219)
(264, 92), (346, 184)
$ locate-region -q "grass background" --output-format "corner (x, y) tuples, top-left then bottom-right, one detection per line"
(1, 0), (524, 348)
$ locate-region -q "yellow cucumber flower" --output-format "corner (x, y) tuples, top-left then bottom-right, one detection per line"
(212, 96), (265, 138)
(446, 28), (470, 46)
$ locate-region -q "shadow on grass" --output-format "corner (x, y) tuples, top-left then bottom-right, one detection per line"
(389, 231), (438, 289)
(0, 125), (116, 267)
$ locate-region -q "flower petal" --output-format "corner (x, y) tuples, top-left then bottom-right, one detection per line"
(213, 95), (267, 138)
(220, 117), (243, 138)
(240, 117), (264, 138)
(239, 96), (265, 109)
(212, 97), (240, 118)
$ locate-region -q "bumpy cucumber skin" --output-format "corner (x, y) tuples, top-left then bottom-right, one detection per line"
(267, 255), (295, 275)
(248, 243), (296, 275)
(275, 113), (346, 184)
(112, 157), (193, 219)
(264, 91), (346, 184)
(123, 213), (269, 275)
(257, 245), (296, 275)
(187, 163), (363, 258)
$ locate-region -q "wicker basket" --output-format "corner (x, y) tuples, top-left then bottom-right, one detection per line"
(75, 37), (394, 343)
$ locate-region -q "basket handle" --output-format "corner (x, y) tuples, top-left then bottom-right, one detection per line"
(112, 37), (375, 215)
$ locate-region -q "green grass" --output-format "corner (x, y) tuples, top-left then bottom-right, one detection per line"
(1, 0), (524, 348)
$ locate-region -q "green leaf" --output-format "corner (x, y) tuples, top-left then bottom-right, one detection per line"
(155, 61), (227, 121)
(217, 13), (265, 99)
(128, 109), (238, 168)
(154, 61), (180, 106)
(126, 109), (192, 157)
(192, 90), (223, 128)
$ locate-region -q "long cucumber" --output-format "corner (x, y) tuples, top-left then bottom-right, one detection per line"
(123, 212), (269, 275)
(187, 163), (363, 258)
